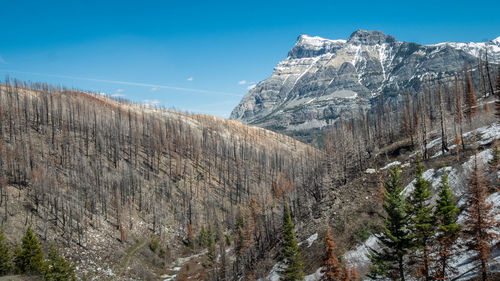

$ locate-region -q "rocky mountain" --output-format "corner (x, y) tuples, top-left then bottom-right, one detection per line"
(230, 30), (500, 142)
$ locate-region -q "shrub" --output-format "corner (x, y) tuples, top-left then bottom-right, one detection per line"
(149, 236), (159, 253)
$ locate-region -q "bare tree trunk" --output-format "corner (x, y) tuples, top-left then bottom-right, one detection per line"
(438, 80), (448, 156)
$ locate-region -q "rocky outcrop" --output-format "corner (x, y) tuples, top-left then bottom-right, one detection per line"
(230, 30), (500, 142)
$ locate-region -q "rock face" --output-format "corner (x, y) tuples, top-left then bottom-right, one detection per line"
(230, 30), (500, 142)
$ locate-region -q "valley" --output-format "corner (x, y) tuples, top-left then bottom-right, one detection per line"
(0, 27), (499, 281)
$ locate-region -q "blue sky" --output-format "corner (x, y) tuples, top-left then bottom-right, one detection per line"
(1, 0), (499, 117)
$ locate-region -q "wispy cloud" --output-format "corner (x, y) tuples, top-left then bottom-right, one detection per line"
(238, 80), (255, 85)
(116, 89), (124, 93)
(151, 86), (159, 91)
(142, 99), (161, 107)
(239, 80), (256, 91)
(0, 56), (5, 64)
(111, 93), (125, 97)
(187, 77), (194, 81)
(0, 70), (243, 97)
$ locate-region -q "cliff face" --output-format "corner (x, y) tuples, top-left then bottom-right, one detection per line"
(230, 30), (500, 141)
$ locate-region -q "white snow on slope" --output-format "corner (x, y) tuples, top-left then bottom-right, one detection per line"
(305, 267), (323, 281)
(381, 161), (401, 170)
(259, 262), (324, 281)
(298, 232), (318, 248)
(296, 34), (346, 49)
(299, 232), (319, 247)
(411, 123), (499, 158)
(462, 123), (500, 146)
(259, 262), (284, 281)
(344, 236), (379, 270)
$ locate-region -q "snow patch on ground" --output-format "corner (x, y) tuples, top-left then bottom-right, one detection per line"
(463, 123), (500, 145)
(305, 267), (323, 281)
(259, 262), (324, 281)
(344, 236), (379, 270)
(411, 124), (499, 159)
(402, 168), (440, 197)
(431, 144), (457, 158)
(259, 262), (284, 281)
(306, 233), (318, 248)
(381, 161), (401, 170)
(163, 274), (177, 281)
(298, 232), (318, 248)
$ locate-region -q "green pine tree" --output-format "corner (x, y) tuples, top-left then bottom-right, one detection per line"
(206, 225), (216, 266)
(235, 214), (245, 256)
(488, 141), (500, 170)
(198, 226), (208, 248)
(433, 169), (461, 280)
(369, 166), (411, 281)
(407, 156), (434, 281)
(280, 202), (304, 281)
(14, 227), (43, 274)
(0, 227), (12, 275)
(42, 244), (76, 281)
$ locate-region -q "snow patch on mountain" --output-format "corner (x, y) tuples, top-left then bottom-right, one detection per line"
(297, 34), (346, 49)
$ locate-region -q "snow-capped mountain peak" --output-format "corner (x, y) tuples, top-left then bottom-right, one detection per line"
(230, 30), (500, 142)
(346, 29), (396, 45)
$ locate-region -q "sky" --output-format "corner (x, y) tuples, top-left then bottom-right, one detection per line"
(1, 0), (499, 118)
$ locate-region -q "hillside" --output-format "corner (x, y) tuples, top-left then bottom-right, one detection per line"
(0, 65), (498, 281)
(0, 81), (323, 280)
(230, 30), (500, 143)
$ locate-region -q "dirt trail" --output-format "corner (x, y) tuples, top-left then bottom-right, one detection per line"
(116, 238), (148, 273)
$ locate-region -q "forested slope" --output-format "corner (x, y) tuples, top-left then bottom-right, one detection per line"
(0, 61), (498, 281)
(0, 80), (325, 280)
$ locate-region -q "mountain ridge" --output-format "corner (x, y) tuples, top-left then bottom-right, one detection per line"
(230, 30), (500, 142)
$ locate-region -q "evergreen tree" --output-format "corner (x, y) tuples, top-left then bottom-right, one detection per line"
(280, 202), (304, 281)
(462, 158), (498, 281)
(408, 156), (434, 281)
(42, 244), (76, 281)
(0, 227), (12, 275)
(488, 141), (500, 171)
(206, 225), (216, 267)
(320, 223), (342, 281)
(198, 226), (208, 248)
(235, 213), (245, 256)
(432, 169), (460, 280)
(14, 227), (43, 274)
(369, 166), (411, 281)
